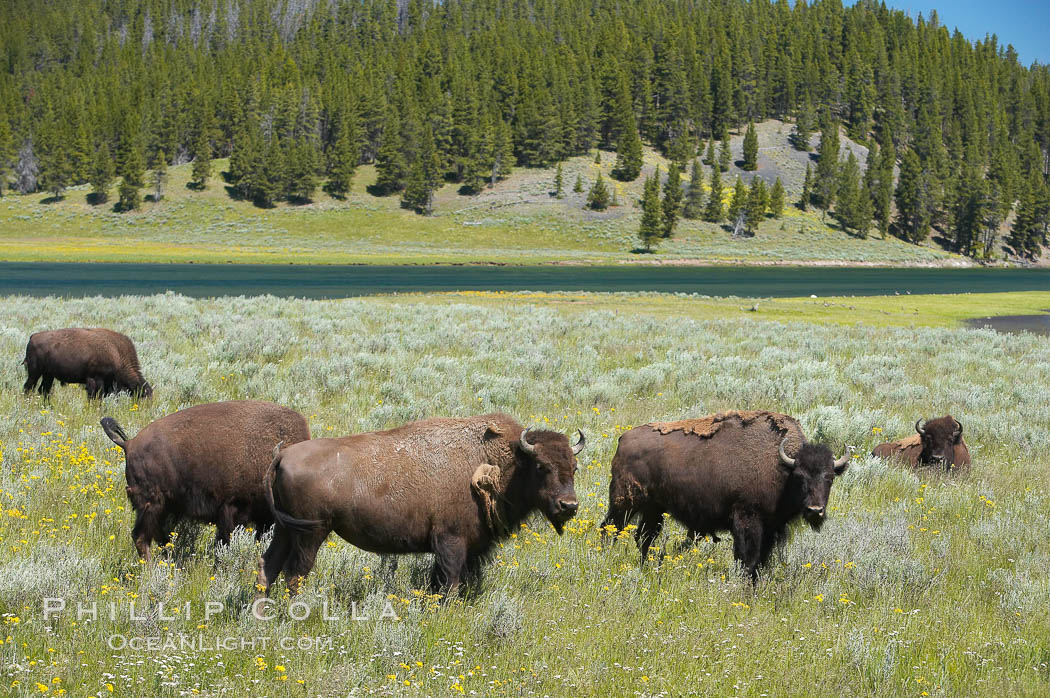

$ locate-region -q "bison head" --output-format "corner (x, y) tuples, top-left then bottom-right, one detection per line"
(915, 416), (962, 470)
(779, 438), (851, 531)
(518, 427), (584, 534)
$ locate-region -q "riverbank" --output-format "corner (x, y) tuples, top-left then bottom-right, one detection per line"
(0, 152), (981, 268)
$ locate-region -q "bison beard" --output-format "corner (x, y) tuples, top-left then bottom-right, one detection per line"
(100, 401), (310, 561)
(257, 414), (583, 596)
(601, 411), (849, 581)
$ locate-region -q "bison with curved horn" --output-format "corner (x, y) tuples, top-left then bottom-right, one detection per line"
(258, 413), (584, 596)
(23, 328), (153, 399)
(871, 415), (970, 472)
(100, 401), (311, 561)
(600, 411), (851, 581)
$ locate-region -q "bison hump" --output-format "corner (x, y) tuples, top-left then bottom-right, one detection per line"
(647, 410), (796, 439)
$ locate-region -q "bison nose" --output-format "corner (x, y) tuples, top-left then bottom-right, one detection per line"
(558, 499), (578, 515)
(807, 505), (826, 517)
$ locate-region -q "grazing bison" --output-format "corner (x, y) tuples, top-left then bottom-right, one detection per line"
(258, 413), (584, 595)
(871, 415), (970, 472)
(601, 410), (851, 580)
(23, 328), (153, 398)
(100, 401), (310, 561)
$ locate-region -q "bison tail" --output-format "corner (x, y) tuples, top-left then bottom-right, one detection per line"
(264, 443), (321, 533)
(100, 417), (129, 450)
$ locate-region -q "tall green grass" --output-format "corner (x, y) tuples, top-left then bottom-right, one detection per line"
(0, 294), (1047, 696)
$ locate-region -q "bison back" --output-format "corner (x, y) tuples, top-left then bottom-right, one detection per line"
(125, 400), (310, 522)
(611, 411), (804, 527)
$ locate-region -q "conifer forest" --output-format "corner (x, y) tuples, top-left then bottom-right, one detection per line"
(0, 0), (1048, 258)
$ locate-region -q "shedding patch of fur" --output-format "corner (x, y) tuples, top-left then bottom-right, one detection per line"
(649, 410), (797, 441)
(879, 434), (921, 454)
(471, 463), (505, 535)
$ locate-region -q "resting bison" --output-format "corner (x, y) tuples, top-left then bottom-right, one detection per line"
(258, 413), (584, 595)
(100, 400), (310, 561)
(23, 328), (153, 398)
(601, 411), (851, 580)
(871, 415), (970, 472)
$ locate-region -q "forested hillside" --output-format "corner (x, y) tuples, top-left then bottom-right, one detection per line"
(1, 0), (1048, 260)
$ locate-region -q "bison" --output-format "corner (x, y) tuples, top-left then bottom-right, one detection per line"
(601, 410), (851, 580)
(871, 415), (970, 472)
(257, 413), (584, 595)
(23, 328), (153, 398)
(100, 400), (311, 561)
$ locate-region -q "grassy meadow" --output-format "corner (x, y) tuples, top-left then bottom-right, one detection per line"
(0, 123), (971, 267)
(1, 292), (1049, 696)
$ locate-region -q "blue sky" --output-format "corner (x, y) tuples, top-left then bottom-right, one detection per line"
(864, 1), (1050, 65)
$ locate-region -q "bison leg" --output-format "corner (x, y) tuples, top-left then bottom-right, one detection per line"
(85, 377), (104, 399)
(214, 503), (240, 547)
(131, 508), (163, 563)
(257, 526), (293, 596)
(38, 373), (55, 396)
(23, 367), (41, 394)
(730, 509), (763, 582)
(635, 511), (665, 565)
(430, 533), (468, 594)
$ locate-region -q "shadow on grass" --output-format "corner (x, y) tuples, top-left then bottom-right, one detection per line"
(40, 194), (65, 205)
(85, 193), (108, 206)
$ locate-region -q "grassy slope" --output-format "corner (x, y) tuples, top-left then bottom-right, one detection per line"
(0, 121), (972, 266)
(0, 292), (1048, 695)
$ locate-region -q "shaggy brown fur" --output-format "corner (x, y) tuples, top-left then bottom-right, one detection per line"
(871, 415), (970, 472)
(100, 400), (310, 561)
(23, 328), (152, 398)
(602, 411), (850, 580)
(258, 413), (583, 595)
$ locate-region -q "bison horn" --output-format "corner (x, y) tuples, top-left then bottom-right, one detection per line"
(571, 430), (586, 455)
(954, 418), (963, 437)
(519, 427), (537, 454)
(915, 418), (926, 436)
(833, 446), (854, 469)
(778, 438), (797, 468)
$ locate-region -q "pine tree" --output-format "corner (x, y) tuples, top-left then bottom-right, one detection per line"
(742, 122), (758, 171)
(286, 140), (319, 202)
(612, 124), (642, 181)
(743, 178), (767, 236)
(491, 118), (515, 185)
(151, 149), (168, 202)
(638, 173), (662, 252)
(587, 172), (610, 210)
(703, 139), (716, 166)
(594, 149), (601, 165)
(1008, 172), (1050, 259)
(90, 143), (114, 204)
(895, 148), (934, 243)
(373, 110), (406, 195)
(401, 125), (441, 214)
(190, 129), (212, 190)
(553, 163), (564, 198)
(116, 139), (144, 212)
(683, 159), (704, 219)
(573, 173), (584, 193)
(661, 163), (683, 238)
(835, 151), (872, 236)
(800, 163), (813, 210)
(718, 135), (731, 173)
(768, 177), (785, 219)
(704, 164), (724, 223)
(325, 115), (358, 199)
(39, 122), (71, 200)
(790, 93), (816, 151)
(728, 176), (748, 224)
(813, 116), (841, 216)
